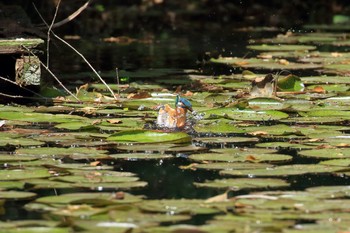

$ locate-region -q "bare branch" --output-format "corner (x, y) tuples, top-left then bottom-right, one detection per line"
(0, 76), (47, 99)
(36, 1), (91, 29)
(33, 2), (118, 101)
(0, 92), (24, 98)
(47, 0), (62, 67)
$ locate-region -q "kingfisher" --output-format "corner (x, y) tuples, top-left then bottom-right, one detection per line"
(156, 95), (193, 129)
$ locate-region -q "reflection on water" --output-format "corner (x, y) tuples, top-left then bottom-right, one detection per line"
(49, 29), (260, 77)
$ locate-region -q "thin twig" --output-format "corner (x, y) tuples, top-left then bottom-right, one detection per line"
(0, 92), (24, 98)
(22, 45), (80, 102)
(116, 67), (120, 96)
(37, 1), (91, 30)
(47, 0), (61, 67)
(33, 3), (118, 101)
(53, 34), (118, 100)
(0, 76), (47, 99)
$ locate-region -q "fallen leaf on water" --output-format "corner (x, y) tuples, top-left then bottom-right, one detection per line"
(316, 144), (336, 149)
(90, 161), (101, 166)
(245, 155), (257, 161)
(249, 131), (268, 136)
(114, 191), (125, 199)
(205, 191), (228, 203)
(311, 86), (326, 93)
(179, 163), (198, 170)
(127, 91), (151, 99)
(106, 119), (123, 124)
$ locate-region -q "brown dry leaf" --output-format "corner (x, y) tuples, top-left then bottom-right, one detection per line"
(114, 191), (125, 199)
(316, 144), (336, 149)
(305, 138), (324, 142)
(90, 161), (101, 166)
(331, 52), (343, 57)
(76, 83), (89, 94)
(107, 119), (123, 124)
(205, 191), (228, 203)
(311, 86), (326, 93)
(183, 90), (194, 96)
(179, 163), (198, 170)
(103, 36), (136, 45)
(336, 143), (350, 147)
(277, 59), (289, 65)
(245, 155), (257, 161)
(235, 61), (249, 66)
(92, 119), (101, 125)
(127, 91), (151, 99)
(249, 131), (268, 136)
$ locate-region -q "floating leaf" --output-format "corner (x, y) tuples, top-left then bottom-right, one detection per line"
(220, 164), (343, 177)
(189, 152), (292, 163)
(0, 168), (51, 181)
(299, 148), (350, 159)
(202, 108), (289, 121)
(277, 74), (304, 92)
(0, 191), (37, 200)
(194, 178), (289, 190)
(107, 130), (191, 144)
(247, 44), (317, 51)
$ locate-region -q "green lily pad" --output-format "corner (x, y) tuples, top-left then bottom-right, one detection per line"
(301, 76), (350, 84)
(193, 137), (259, 145)
(0, 191), (37, 200)
(189, 152), (292, 163)
(0, 138), (44, 147)
(220, 164), (343, 177)
(35, 192), (142, 205)
(0, 181), (25, 190)
(320, 159), (350, 167)
(25, 179), (75, 190)
(299, 148), (350, 159)
(193, 119), (245, 133)
(139, 199), (221, 215)
(16, 147), (109, 160)
(211, 57), (322, 70)
(277, 75), (304, 92)
(107, 130), (191, 144)
(0, 155), (38, 162)
(194, 178), (289, 190)
(202, 108), (289, 121)
(109, 153), (173, 160)
(190, 162), (273, 171)
(247, 44), (317, 51)
(0, 168), (51, 181)
(255, 142), (317, 150)
(0, 227), (72, 233)
(54, 121), (97, 131)
(0, 111), (86, 123)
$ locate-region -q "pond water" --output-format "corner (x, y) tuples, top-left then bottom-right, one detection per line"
(1, 25), (350, 232)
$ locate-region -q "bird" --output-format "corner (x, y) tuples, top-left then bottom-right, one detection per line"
(156, 95), (193, 129)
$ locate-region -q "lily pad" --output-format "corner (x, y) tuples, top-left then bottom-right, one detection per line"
(35, 192), (142, 205)
(220, 164), (343, 177)
(247, 44), (316, 51)
(107, 130), (191, 144)
(202, 108), (289, 121)
(299, 148), (350, 159)
(15, 147), (109, 160)
(190, 162), (273, 171)
(109, 153), (173, 160)
(193, 119), (245, 133)
(139, 199), (221, 215)
(189, 152), (292, 163)
(0, 191), (37, 200)
(0, 168), (51, 181)
(194, 178), (289, 190)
